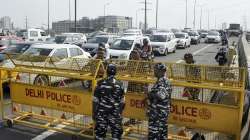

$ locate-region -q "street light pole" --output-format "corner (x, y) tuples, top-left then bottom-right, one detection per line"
(104, 3), (110, 29)
(74, 0), (77, 32)
(185, 0), (188, 28)
(144, 0), (147, 31)
(193, 0), (197, 29)
(156, 0), (159, 29)
(207, 9), (210, 30)
(69, 0), (71, 20)
(200, 6), (202, 30)
(47, 0), (50, 35)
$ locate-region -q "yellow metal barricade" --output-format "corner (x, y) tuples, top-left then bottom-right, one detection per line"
(0, 57), (246, 140)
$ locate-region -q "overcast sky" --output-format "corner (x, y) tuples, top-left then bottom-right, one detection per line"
(0, 0), (249, 30)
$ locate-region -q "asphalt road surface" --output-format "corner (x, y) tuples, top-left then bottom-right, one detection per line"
(0, 40), (230, 140)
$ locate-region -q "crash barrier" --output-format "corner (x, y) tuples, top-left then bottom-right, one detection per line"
(0, 55), (246, 140)
(238, 33), (250, 89)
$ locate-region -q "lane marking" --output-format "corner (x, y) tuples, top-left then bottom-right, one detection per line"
(6, 128), (37, 137)
(192, 44), (213, 55)
(176, 60), (184, 63)
(31, 115), (83, 140)
(175, 44), (213, 63)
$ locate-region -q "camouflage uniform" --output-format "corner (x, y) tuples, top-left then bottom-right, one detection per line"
(93, 76), (125, 140)
(148, 77), (172, 140)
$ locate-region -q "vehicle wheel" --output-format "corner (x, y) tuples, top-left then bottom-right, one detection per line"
(81, 80), (91, 89)
(33, 75), (49, 86)
(173, 48), (176, 53)
(71, 135), (78, 140)
(163, 49), (168, 56)
(7, 119), (13, 128)
(184, 43), (187, 49)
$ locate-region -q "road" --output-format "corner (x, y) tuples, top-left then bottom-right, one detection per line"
(0, 41), (224, 140)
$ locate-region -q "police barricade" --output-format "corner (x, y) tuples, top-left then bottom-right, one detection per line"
(0, 54), (103, 139)
(108, 59), (246, 140)
(0, 56), (246, 140)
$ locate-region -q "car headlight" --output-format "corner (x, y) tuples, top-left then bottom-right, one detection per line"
(160, 46), (165, 49)
(120, 54), (128, 59)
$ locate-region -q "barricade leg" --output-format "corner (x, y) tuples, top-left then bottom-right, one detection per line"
(0, 70), (3, 127)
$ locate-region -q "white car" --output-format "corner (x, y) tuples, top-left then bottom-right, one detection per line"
(82, 35), (119, 56)
(175, 32), (191, 49)
(150, 32), (177, 56)
(205, 31), (221, 43)
(123, 29), (143, 36)
(107, 36), (150, 60)
(62, 33), (87, 43)
(15, 44), (91, 85)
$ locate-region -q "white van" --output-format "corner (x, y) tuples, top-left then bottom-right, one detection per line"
(25, 28), (49, 42)
(107, 36), (150, 60)
(150, 32), (177, 56)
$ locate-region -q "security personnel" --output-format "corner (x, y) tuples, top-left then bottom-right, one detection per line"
(141, 39), (153, 61)
(93, 64), (125, 140)
(215, 47), (228, 66)
(147, 63), (172, 140)
(94, 43), (107, 60)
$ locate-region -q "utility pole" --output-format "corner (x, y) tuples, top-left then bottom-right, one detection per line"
(74, 0), (77, 32)
(193, 0), (197, 29)
(47, 0), (50, 35)
(25, 16), (28, 30)
(144, 0), (147, 31)
(185, 0), (188, 28)
(207, 10), (210, 30)
(200, 7), (202, 29)
(156, 0), (159, 29)
(104, 3), (110, 29)
(214, 16), (216, 29)
(69, 0), (71, 20)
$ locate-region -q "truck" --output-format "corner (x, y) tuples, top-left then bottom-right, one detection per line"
(228, 23), (242, 37)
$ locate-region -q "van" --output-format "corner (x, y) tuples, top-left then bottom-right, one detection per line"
(25, 28), (49, 42)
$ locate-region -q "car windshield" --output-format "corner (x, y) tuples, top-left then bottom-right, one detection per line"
(150, 35), (167, 42)
(88, 37), (108, 43)
(188, 32), (198, 36)
(208, 32), (220, 36)
(55, 36), (67, 44)
(110, 39), (134, 50)
(175, 34), (185, 38)
(3, 44), (31, 53)
(24, 47), (53, 56)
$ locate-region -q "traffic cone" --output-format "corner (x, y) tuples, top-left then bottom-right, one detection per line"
(16, 74), (20, 81)
(178, 129), (187, 137)
(13, 106), (18, 112)
(61, 113), (66, 120)
(40, 109), (47, 116)
(58, 80), (66, 87)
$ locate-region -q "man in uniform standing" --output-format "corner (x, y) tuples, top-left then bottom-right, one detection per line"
(93, 64), (125, 140)
(147, 63), (172, 140)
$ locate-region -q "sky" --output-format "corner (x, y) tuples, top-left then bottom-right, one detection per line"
(0, 0), (249, 30)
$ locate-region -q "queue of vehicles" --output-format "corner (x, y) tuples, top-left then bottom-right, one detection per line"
(0, 27), (226, 65)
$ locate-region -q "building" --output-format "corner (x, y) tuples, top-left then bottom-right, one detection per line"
(96, 16), (132, 33)
(0, 16), (13, 30)
(52, 16), (133, 34)
(222, 22), (227, 30)
(52, 20), (75, 34)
